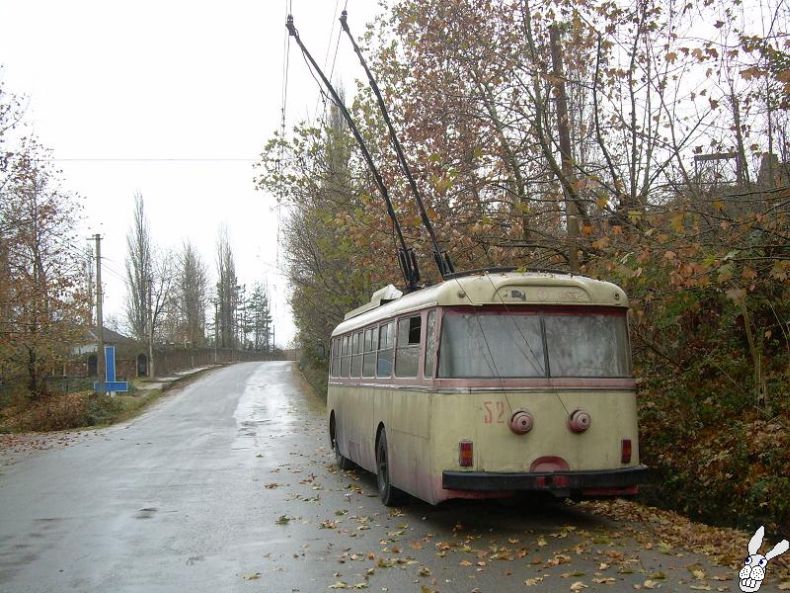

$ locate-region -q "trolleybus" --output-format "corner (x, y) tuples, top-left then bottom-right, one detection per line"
(328, 270), (647, 506)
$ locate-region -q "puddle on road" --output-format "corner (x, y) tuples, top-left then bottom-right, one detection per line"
(135, 507), (158, 519)
(232, 363), (325, 452)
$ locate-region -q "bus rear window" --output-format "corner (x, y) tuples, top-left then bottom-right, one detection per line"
(544, 314), (630, 377)
(438, 310), (630, 379)
(438, 312), (545, 378)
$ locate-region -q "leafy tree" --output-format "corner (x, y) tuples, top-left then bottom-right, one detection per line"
(215, 225), (239, 349)
(261, 0), (789, 530)
(257, 95), (385, 390)
(0, 140), (90, 398)
(247, 282), (273, 352)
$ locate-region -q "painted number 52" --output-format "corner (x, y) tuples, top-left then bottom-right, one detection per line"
(483, 401), (505, 424)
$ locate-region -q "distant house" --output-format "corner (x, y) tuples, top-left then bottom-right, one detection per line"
(70, 326), (149, 379)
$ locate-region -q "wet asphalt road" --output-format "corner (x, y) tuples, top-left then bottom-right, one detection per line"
(0, 362), (761, 593)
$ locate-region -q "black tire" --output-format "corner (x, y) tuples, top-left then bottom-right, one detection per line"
(376, 429), (407, 506)
(330, 414), (354, 470)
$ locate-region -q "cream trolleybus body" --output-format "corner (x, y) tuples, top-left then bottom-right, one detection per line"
(328, 271), (647, 506)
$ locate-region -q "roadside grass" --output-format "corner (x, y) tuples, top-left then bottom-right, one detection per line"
(0, 367), (217, 433)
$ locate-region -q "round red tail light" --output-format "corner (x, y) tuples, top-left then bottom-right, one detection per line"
(568, 409), (591, 433)
(509, 410), (534, 434)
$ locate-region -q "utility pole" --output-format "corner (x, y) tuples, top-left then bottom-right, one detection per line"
(213, 300), (218, 363)
(93, 234), (105, 394)
(549, 24), (580, 273)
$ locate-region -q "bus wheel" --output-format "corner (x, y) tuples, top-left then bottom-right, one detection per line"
(376, 429), (406, 506)
(330, 413), (353, 470)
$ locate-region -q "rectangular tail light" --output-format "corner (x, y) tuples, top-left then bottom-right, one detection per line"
(621, 439), (632, 464)
(459, 440), (473, 467)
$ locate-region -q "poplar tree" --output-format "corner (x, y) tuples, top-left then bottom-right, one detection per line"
(215, 226), (239, 349)
(125, 193), (151, 341)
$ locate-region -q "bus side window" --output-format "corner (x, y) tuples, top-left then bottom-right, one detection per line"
(351, 331), (362, 377)
(376, 321), (395, 377)
(341, 335), (351, 377)
(395, 315), (421, 377)
(424, 310), (437, 378)
(331, 338), (341, 377)
(362, 327), (376, 377)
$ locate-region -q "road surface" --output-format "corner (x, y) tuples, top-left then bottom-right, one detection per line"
(0, 362), (771, 592)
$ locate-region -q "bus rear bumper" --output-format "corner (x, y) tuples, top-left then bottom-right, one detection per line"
(442, 466), (648, 498)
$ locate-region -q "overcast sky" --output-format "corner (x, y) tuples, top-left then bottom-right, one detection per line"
(0, 0), (381, 347)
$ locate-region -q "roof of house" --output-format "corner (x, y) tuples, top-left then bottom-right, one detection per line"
(84, 326), (139, 345)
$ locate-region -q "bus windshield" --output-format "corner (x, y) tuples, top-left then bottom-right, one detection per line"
(438, 310), (631, 378)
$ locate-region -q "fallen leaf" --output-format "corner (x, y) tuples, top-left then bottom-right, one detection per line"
(547, 554), (572, 566)
(525, 577), (544, 586)
(242, 572), (261, 580)
(570, 582), (589, 592)
(692, 569), (706, 580)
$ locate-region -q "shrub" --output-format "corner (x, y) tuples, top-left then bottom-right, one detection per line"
(84, 393), (123, 426)
(11, 392), (91, 431)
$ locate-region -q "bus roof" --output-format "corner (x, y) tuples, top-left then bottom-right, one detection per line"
(331, 271), (628, 337)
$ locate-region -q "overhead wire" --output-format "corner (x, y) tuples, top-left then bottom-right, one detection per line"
(310, 0), (345, 131)
(277, 0), (293, 273)
(327, 0), (350, 89)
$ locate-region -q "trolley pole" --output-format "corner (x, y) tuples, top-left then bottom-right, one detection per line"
(93, 234), (105, 394)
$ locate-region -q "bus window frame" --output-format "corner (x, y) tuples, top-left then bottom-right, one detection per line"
(362, 327), (376, 378)
(423, 308), (438, 379)
(350, 331), (362, 377)
(328, 304), (633, 389)
(394, 314), (422, 378)
(431, 305), (635, 389)
(330, 337), (341, 377)
(340, 334), (351, 377)
(376, 321), (395, 378)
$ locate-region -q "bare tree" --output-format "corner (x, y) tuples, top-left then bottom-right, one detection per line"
(147, 249), (173, 376)
(124, 193), (175, 376)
